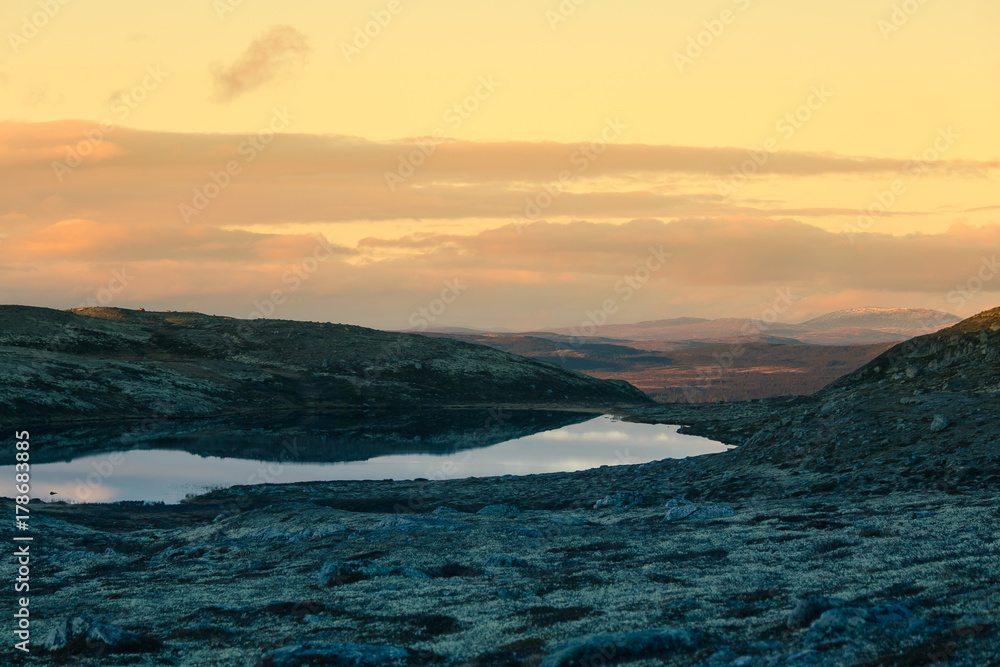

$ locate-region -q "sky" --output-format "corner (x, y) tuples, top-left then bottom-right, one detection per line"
(1, 0), (998, 330)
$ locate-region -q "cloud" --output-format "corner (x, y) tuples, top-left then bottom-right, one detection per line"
(1, 122), (997, 328)
(2, 121), (995, 232)
(211, 25), (311, 102)
(3, 215), (996, 330)
(362, 218), (1000, 294)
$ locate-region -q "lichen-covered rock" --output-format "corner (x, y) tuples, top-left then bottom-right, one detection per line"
(664, 503), (736, 522)
(594, 491), (643, 510)
(44, 616), (152, 655)
(476, 503), (521, 517)
(259, 642), (409, 666)
(787, 596), (846, 630)
(372, 514), (470, 534)
(540, 627), (698, 667)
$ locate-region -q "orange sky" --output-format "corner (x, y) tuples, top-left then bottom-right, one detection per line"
(1, 1), (998, 329)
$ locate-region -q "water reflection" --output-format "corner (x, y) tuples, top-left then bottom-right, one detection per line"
(11, 415), (731, 504)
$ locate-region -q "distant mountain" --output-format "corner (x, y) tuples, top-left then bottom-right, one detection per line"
(0, 306), (651, 424)
(424, 331), (896, 402)
(543, 318), (810, 343)
(800, 307), (960, 332)
(539, 308), (961, 345)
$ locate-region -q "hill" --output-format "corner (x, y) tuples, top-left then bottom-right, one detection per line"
(687, 306), (1000, 492)
(801, 307), (961, 332)
(538, 307), (960, 345)
(0, 306), (650, 425)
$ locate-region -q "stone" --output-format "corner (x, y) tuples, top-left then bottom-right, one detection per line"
(372, 514), (469, 534)
(540, 627), (698, 667)
(44, 616), (148, 655)
(594, 491), (643, 510)
(930, 415), (950, 432)
(787, 596), (846, 629)
(259, 642), (409, 667)
(476, 503), (521, 517)
(317, 560), (388, 586)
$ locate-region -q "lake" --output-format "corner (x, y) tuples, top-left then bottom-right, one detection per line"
(14, 415), (730, 504)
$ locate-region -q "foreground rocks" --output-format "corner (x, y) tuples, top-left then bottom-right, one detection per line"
(4, 447), (998, 666)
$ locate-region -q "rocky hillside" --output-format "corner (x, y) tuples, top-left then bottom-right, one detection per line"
(715, 306), (1000, 492)
(0, 306), (650, 424)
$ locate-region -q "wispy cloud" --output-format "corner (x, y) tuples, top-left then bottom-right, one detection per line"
(211, 25), (311, 102)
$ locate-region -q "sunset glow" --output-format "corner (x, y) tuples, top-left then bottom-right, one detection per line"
(2, 0), (998, 328)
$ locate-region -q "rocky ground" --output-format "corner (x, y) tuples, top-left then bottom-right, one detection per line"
(2, 307), (998, 665)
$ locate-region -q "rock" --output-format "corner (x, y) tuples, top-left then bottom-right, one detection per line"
(787, 596), (846, 629)
(372, 514), (469, 534)
(930, 415), (950, 432)
(663, 505), (700, 521)
(484, 554), (531, 568)
(317, 560), (388, 586)
(44, 616), (150, 655)
(663, 504), (736, 522)
(540, 627), (698, 667)
(247, 526), (345, 542)
(805, 606), (869, 642)
(594, 491), (643, 510)
(476, 503), (521, 517)
(259, 642), (409, 666)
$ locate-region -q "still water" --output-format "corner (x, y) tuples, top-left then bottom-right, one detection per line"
(16, 415), (730, 504)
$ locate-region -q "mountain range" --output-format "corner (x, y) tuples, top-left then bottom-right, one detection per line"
(423, 307), (962, 346)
